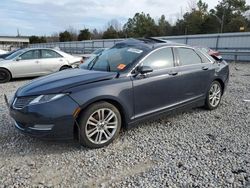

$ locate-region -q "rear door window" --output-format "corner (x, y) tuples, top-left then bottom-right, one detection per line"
(177, 48), (202, 66)
(41, 50), (62, 59)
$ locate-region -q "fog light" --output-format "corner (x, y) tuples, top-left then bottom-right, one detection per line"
(29, 124), (54, 131)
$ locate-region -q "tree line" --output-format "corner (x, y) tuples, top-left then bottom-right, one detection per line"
(29, 0), (250, 44)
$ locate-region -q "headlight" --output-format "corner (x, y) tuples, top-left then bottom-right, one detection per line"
(29, 94), (66, 105)
(8, 93), (15, 105)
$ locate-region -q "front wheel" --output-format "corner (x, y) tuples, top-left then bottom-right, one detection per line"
(78, 102), (121, 148)
(205, 81), (222, 110)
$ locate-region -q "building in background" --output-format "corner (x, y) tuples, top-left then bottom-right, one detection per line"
(0, 36), (29, 51)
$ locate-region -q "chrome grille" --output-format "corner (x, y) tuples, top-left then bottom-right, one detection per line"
(13, 96), (37, 109)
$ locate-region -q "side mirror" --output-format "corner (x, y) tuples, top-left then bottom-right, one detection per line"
(137, 66), (153, 74)
(16, 57), (22, 61)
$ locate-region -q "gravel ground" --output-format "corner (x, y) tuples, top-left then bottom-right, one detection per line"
(0, 63), (249, 187)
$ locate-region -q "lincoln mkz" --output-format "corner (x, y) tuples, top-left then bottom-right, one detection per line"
(7, 38), (229, 148)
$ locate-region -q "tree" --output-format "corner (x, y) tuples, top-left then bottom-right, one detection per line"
(66, 26), (78, 41)
(123, 12), (158, 37)
(91, 28), (103, 39)
(197, 0), (208, 15)
(29, 35), (46, 44)
(46, 32), (60, 42)
(214, 0), (250, 32)
(103, 26), (119, 39)
(172, 19), (186, 35)
(227, 16), (248, 31)
(78, 29), (91, 41)
(106, 19), (122, 31)
(157, 15), (172, 36)
(59, 31), (73, 42)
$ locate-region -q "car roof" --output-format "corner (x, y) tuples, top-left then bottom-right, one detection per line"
(115, 38), (190, 51)
(22, 47), (59, 51)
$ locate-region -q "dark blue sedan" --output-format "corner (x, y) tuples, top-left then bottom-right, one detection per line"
(7, 38), (229, 148)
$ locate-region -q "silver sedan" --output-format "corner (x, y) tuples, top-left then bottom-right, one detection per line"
(0, 48), (82, 83)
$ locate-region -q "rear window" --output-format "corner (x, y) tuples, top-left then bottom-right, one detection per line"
(196, 50), (212, 63)
(177, 48), (202, 66)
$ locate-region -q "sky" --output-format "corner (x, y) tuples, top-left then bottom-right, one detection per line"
(0, 0), (247, 36)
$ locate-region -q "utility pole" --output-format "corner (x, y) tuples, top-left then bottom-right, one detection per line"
(212, 11), (225, 33)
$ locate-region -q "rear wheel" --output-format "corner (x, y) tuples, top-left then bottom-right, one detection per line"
(59, 65), (71, 71)
(205, 81), (222, 110)
(78, 102), (121, 148)
(0, 68), (11, 83)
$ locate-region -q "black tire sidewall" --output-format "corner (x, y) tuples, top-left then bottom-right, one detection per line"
(78, 102), (121, 148)
(205, 81), (222, 110)
(0, 69), (11, 83)
(60, 66), (70, 71)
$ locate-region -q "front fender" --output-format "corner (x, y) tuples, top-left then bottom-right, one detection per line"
(67, 77), (134, 125)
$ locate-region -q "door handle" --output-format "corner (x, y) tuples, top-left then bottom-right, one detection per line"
(202, 66), (209, 70)
(169, 71), (178, 76)
(59, 59), (63, 62)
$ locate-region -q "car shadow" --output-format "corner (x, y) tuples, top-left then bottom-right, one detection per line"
(10, 77), (37, 82)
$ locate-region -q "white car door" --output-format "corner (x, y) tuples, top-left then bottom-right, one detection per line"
(10, 49), (42, 77)
(40, 49), (67, 74)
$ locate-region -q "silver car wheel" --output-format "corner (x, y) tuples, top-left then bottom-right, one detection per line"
(85, 108), (118, 145)
(209, 83), (221, 107)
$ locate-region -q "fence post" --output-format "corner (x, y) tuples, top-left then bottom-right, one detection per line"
(83, 42), (85, 54)
(234, 50), (238, 63)
(215, 35), (220, 51)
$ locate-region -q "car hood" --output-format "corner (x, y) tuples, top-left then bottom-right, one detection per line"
(16, 69), (117, 97)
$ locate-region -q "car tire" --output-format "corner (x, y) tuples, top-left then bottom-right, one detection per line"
(0, 68), (11, 83)
(59, 65), (71, 71)
(205, 81), (222, 110)
(78, 101), (121, 148)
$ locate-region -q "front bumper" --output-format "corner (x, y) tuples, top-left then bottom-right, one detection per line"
(9, 95), (79, 140)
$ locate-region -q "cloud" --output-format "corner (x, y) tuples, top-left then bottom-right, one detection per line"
(1, 0), (248, 36)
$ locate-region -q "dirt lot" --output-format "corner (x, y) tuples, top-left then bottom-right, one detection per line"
(0, 63), (249, 187)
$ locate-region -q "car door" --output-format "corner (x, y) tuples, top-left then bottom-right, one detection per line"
(131, 47), (184, 118)
(40, 49), (66, 74)
(174, 47), (215, 101)
(10, 49), (42, 77)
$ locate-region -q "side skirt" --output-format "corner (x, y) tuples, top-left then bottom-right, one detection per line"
(126, 97), (205, 129)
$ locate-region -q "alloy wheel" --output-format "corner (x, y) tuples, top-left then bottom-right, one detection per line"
(209, 83), (221, 107)
(85, 108), (118, 144)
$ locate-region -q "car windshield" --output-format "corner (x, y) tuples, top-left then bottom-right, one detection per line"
(81, 46), (145, 72)
(4, 49), (25, 60)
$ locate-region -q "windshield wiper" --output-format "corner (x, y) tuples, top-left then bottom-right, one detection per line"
(89, 53), (102, 70)
(106, 60), (111, 72)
